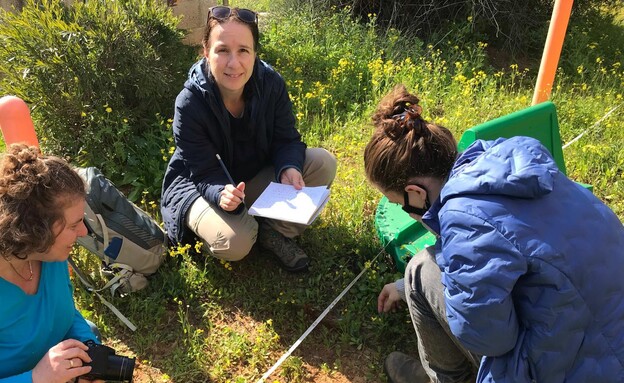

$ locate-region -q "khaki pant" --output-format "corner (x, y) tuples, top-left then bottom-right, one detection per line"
(186, 148), (337, 261)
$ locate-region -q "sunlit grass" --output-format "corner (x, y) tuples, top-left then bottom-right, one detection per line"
(228, 0), (272, 12)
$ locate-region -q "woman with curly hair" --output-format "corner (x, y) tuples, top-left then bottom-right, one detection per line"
(365, 85), (624, 383)
(0, 143), (103, 383)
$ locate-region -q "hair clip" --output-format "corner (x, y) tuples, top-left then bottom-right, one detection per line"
(392, 107), (420, 124)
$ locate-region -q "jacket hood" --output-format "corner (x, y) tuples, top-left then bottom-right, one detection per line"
(442, 136), (560, 203)
(188, 59), (210, 90)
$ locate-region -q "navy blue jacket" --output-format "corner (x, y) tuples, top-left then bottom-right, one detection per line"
(161, 58), (306, 244)
(423, 136), (624, 382)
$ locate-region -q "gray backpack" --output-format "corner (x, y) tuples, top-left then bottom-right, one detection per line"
(75, 167), (166, 296)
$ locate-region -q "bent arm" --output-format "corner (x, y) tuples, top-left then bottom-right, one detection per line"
(64, 308), (98, 344)
(174, 92), (229, 207)
(440, 210), (527, 356)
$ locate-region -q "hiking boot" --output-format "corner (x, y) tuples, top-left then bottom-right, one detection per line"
(257, 222), (309, 272)
(384, 351), (430, 383)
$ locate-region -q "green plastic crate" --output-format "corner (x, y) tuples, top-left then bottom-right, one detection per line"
(457, 101), (567, 174)
(375, 101), (590, 273)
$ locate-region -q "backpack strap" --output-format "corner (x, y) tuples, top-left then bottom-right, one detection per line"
(68, 256), (137, 332)
(94, 213), (112, 266)
(103, 263), (146, 297)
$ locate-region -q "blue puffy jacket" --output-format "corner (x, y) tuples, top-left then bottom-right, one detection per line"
(422, 136), (624, 382)
(161, 58), (306, 244)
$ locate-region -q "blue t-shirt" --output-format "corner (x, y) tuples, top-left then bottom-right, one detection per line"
(0, 260), (96, 382)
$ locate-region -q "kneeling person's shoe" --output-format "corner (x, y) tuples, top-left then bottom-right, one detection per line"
(258, 223), (309, 272)
(384, 351), (430, 383)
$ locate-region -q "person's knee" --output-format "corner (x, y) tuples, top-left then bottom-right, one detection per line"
(405, 254), (424, 294)
(405, 247), (437, 295)
(208, 222), (258, 261)
(304, 148), (337, 186)
(220, 239), (254, 261)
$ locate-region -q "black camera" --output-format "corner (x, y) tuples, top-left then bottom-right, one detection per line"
(81, 340), (135, 382)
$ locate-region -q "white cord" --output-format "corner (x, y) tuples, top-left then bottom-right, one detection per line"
(257, 243), (391, 383)
(562, 103), (622, 149)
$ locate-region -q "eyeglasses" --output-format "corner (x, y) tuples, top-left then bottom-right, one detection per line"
(207, 6), (258, 25)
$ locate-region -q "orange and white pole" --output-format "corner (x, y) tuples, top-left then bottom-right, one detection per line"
(532, 0), (574, 105)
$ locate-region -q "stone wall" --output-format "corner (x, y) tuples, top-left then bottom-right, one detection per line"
(172, 0), (214, 46)
(0, 0), (21, 12)
(0, 0), (213, 46)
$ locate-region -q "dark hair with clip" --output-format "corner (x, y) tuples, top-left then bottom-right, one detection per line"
(364, 84), (457, 193)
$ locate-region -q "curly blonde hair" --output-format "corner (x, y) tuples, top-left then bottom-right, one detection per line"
(364, 84), (457, 192)
(0, 144), (85, 259)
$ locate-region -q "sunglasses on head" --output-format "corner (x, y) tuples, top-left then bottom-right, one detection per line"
(208, 6), (258, 25)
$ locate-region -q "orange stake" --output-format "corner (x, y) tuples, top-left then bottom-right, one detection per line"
(532, 0), (574, 105)
(0, 96), (40, 148)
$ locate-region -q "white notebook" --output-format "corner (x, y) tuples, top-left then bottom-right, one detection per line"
(248, 182), (331, 225)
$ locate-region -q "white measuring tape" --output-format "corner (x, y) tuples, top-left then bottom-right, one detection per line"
(257, 242), (391, 383)
(562, 103), (622, 149)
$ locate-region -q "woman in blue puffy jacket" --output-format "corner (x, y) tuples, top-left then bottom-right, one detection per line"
(365, 85), (624, 383)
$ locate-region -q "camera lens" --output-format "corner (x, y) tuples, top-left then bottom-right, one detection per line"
(107, 354), (136, 382)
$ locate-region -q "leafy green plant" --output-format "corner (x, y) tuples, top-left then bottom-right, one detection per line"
(122, 114), (173, 201)
(0, 0), (196, 199)
(260, 4), (412, 126)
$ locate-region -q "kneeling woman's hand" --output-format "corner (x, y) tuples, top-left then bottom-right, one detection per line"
(378, 283), (403, 313)
(220, 182), (246, 211)
(280, 168), (305, 190)
(31, 339), (101, 383)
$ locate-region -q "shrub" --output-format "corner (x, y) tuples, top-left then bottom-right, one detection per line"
(300, 0), (620, 58)
(0, 0), (196, 198)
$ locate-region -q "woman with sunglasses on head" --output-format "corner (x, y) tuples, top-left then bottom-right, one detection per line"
(161, 6), (336, 272)
(0, 143), (104, 383)
(366, 85), (624, 383)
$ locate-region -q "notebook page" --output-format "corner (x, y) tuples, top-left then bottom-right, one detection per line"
(248, 182), (330, 225)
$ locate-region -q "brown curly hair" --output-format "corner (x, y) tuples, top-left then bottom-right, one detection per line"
(0, 144), (85, 259)
(364, 84), (457, 193)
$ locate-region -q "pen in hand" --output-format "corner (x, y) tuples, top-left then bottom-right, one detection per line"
(216, 154), (245, 207)
(216, 154), (235, 185)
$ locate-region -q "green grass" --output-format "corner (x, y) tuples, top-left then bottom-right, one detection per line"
(3, 1), (623, 382)
(227, 0), (272, 12)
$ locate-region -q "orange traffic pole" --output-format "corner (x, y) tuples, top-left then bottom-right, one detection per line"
(0, 96), (40, 148)
(532, 0), (574, 105)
